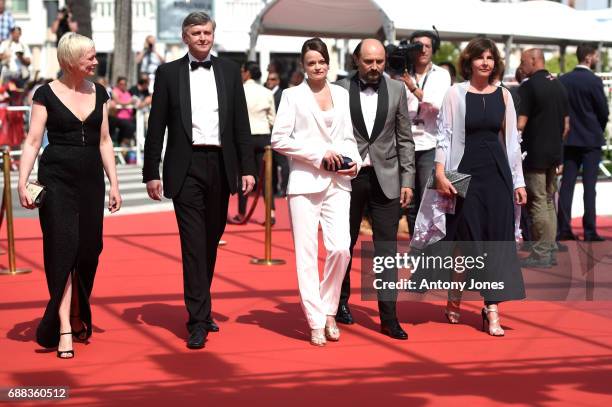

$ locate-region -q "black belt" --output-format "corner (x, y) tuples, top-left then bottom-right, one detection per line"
(49, 142), (97, 148)
(192, 145), (222, 152)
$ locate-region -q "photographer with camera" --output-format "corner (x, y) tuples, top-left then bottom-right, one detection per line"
(135, 35), (165, 91)
(51, 7), (78, 47)
(398, 30), (451, 236)
(0, 26), (31, 88)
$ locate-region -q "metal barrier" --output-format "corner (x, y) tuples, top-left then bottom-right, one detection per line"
(251, 146), (285, 266)
(0, 148), (31, 275)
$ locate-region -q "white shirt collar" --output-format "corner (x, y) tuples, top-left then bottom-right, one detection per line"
(188, 52), (212, 63)
(575, 64), (592, 71)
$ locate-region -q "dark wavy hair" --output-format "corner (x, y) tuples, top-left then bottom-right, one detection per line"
(458, 38), (504, 84)
(301, 38), (329, 65)
(576, 43), (597, 63)
(243, 61), (262, 81)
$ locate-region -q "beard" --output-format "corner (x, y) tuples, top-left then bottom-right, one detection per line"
(364, 69), (382, 83)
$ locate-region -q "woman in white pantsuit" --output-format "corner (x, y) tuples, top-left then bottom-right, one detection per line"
(271, 38), (361, 346)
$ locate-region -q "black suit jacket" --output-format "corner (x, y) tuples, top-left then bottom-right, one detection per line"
(560, 67), (609, 147)
(273, 88), (282, 111)
(143, 54), (256, 198)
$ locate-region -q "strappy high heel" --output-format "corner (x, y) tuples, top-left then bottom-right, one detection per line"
(325, 322), (340, 341)
(481, 307), (505, 337)
(310, 329), (326, 347)
(444, 293), (462, 324)
(57, 332), (74, 359)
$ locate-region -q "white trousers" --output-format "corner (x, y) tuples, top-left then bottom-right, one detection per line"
(288, 183), (351, 329)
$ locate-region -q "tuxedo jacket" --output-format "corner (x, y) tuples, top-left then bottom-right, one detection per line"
(271, 82), (361, 195)
(559, 67), (609, 147)
(336, 74), (415, 199)
(143, 54), (256, 198)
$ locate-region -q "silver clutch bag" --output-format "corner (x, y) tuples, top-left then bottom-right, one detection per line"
(426, 170), (471, 198)
(25, 181), (47, 207)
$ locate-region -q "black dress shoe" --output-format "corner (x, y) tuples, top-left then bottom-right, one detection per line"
(335, 304), (354, 325)
(204, 319), (219, 332)
(381, 320), (408, 340)
(584, 234), (605, 242)
(187, 327), (207, 349)
(558, 232), (578, 241)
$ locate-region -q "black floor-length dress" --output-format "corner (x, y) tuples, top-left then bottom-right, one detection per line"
(32, 82), (109, 348)
(443, 87), (525, 302)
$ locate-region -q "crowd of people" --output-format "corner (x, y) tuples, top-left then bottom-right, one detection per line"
(14, 9), (611, 358)
(0, 2), (156, 154)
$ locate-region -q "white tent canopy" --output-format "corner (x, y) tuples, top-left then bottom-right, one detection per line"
(249, 0), (393, 40)
(249, 0), (612, 58)
(388, 0), (611, 45)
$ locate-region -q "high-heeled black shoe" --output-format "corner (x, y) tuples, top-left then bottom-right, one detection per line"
(57, 332), (74, 359)
(70, 315), (88, 342)
(481, 307), (505, 337)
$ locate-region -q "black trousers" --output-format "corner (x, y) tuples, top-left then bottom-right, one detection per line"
(273, 151), (289, 196)
(238, 134), (275, 215)
(557, 146), (602, 239)
(108, 116), (136, 144)
(340, 167), (400, 323)
(407, 148), (435, 235)
(173, 147), (230, 332)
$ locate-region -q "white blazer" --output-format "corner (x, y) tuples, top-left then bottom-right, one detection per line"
(271, 82), (362, 195)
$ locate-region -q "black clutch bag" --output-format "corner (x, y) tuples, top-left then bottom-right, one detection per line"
(324, 156), (353, 171)
(426, 170), (471, 198)
(25, 181), (47, 207)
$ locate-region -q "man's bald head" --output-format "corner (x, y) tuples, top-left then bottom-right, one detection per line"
(520, 48), (546, 77)
(524, 48), (545, 64)
(354, 38), (386, 84)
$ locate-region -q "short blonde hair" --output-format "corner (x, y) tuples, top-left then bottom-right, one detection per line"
(57, 32), (95, 70)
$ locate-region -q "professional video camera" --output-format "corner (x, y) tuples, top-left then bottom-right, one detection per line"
(386, 26), (441, 75)
(386, 40), (423, 75)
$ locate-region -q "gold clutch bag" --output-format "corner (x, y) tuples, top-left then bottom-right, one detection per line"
(25, 181), (47, 207)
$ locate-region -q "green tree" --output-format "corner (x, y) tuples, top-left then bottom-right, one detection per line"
(546, 54), (578, 74)
(433, 42), (461, 67)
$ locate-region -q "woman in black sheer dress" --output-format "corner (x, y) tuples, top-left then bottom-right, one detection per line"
(18, 33), (121, 358)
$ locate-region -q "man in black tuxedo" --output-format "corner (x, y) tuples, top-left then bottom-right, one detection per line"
(558, 44), (610, 242)
(265, 70), (288, 197)
(143, 12), (255, 349)
(336, 39), (415, 339)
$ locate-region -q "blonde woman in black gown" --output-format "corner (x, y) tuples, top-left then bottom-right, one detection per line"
(18, 33), (121, 358)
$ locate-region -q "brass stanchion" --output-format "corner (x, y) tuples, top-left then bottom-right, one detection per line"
(0, 148), (31, 275)
(251, 146), (285, 266)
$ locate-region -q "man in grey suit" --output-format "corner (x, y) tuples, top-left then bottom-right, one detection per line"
(336, 38), (415, 339)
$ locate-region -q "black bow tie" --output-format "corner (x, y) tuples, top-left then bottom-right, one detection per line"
(191, 60), (212, 70)
(359, 80), (380, 92)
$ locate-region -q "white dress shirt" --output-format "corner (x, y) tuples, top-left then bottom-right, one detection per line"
(360, 86), (378, 166)
(188, 52), (220, 146)
(243, 79), (276, 135)
(406, 64), (451, 151)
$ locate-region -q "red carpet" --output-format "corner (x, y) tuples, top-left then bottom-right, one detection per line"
(2, 199), (612, 406)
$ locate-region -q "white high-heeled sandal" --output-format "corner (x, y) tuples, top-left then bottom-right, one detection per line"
(482, 307), (505, 337)
(310, 329), (327, 346)
(325, 323), (340, 341)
